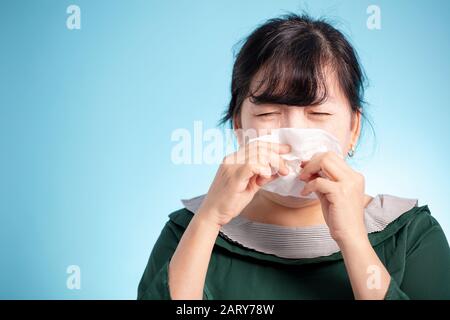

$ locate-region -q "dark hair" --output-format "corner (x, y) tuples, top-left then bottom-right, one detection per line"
(220, 13), (371, 140)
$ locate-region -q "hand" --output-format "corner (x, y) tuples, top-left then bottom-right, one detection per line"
(197, 141), (291, 227)
(298, 151), (368, 245)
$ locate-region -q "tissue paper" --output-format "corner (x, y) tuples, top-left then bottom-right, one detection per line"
(248, 128), (343, 199)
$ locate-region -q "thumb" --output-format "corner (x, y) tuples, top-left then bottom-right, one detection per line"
(255, 173), (279, 187)
(316, 192), (329, 210)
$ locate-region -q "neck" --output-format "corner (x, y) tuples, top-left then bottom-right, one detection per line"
(240, 191), (327, 227)
(240, 191), (374, 228)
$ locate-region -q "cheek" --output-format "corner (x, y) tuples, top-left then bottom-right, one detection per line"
(236, 111), (269, 145)
(336, 134), (351, 156)
(318, 120), (352, 154)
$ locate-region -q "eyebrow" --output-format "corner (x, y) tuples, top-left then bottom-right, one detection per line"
(250, 103), (282, 110)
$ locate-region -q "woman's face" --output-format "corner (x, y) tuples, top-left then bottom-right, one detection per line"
(234, 70), (362, 208)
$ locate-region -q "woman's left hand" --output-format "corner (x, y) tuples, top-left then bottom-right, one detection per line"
(298, 151), (368, 246)
(299, 151), (393, 300)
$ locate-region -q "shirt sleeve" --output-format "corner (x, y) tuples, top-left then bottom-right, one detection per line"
(384, 216), (450, 300)
(137, 220), (213, 300)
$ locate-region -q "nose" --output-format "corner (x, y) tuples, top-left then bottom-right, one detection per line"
(280, 107), (309, 128)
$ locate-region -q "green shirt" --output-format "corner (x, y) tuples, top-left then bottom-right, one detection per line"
(137, 203), (450, 300)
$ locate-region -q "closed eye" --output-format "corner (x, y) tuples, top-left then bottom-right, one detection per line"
(256, 112), (281, 117)
(310, 112), (332, 116)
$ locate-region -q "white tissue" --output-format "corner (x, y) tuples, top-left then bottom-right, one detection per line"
(248, 128), (343, 199)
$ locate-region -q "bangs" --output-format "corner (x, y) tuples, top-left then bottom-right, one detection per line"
(248, 35), (333, 107)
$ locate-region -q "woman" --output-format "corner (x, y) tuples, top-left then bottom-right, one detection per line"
(138, 14), (450, 300)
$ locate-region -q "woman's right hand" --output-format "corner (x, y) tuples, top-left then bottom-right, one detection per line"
(197, 141), (291, 227)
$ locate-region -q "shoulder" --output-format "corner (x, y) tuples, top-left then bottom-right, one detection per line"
(404, 204), (439, 230)
(168, 207), (195, 230)
(151, 207), (196, 247)
(362, 194), (448, 250)
(400, 204), (447, 251)
(153, 194), (207, 247)
(166, 194), (206, 231)
(150, 208), (194, 249)
(378, 197), (448, 254)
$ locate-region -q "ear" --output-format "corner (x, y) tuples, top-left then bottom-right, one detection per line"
(233, 113), (244, 146)
(350, 108), (362, 150)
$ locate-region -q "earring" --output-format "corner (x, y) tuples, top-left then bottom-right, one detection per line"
(348, 145), (355, 157)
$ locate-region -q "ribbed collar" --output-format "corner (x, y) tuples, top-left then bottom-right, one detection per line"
(180, 193), (418, 259)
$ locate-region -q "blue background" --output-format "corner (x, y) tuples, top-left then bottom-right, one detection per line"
(1, 0), (449, 299)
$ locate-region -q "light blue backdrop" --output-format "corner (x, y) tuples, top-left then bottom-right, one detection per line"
(0, 0), (449, 299)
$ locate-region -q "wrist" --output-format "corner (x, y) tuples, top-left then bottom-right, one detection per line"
(333, 221), (369, 249)
(337, 233), (371, 254)
(195, 207), (224, 230)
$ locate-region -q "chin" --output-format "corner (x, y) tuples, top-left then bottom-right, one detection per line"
(259, 190), (319, 209)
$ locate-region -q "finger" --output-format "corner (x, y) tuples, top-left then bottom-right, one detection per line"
(299, 152), (346, 182)
(302, 150), (352, 175)
(236, 162), (273, 182)
(253, 163), (274, 179)
(255, 173), (279, 187)
(245, 140), (291, 156)
(271, 153), (289, 176)
(267, 142), (291, 154)
(300, 177), (337, 196)
(227, 142), (266, 165)
(247, 147), (290, 176)
(254, 140), (291, 154)
(265, 151), (289, 176)
(231, 141), (291, 166)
